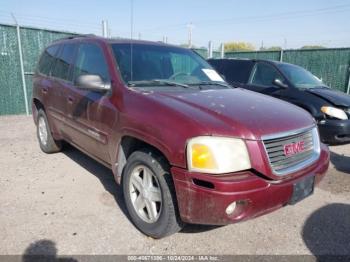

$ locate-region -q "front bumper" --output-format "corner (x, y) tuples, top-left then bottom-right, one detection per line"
(318, 119), (350, 145)
(171, 144), (329, 225)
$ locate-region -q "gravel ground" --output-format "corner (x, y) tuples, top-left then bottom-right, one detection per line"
(0, 115), (349, 257)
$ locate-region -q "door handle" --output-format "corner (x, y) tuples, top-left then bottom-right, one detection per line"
(67, 96), (75, 103)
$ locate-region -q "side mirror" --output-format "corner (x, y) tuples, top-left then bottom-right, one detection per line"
(76, 74), (111, 91)
(273, 78), (288, 89)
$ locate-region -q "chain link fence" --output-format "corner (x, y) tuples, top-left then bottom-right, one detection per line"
(1, 22), (350, 115)
(0, 23), (75, 115)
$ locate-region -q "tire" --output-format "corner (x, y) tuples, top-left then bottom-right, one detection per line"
(36, 109), (62, 153)
(122, 149), (184, 238)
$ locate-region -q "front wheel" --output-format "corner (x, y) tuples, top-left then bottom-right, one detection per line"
(122, 150), (184, 238)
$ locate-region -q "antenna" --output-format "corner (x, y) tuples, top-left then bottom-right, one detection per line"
(284, 37), (288, 49)
(130, 0), (134, 81)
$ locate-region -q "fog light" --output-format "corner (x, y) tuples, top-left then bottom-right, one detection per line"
(225, 201), (236, 215)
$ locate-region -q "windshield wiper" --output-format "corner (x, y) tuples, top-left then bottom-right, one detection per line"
(189, 81), (233, 89)
(128, 79), (189, 88)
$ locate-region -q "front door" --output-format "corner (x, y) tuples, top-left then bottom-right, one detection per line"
(65, 42), (114, 164)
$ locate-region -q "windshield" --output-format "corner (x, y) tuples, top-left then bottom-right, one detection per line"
(111, 43), (227, 89)
(278, 63), (325, 89)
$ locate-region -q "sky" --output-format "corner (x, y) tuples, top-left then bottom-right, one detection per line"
(1, 0), (350, 50)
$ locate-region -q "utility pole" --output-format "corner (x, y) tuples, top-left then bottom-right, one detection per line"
(187, 22), (194, 48)
(11, 13), (29, 116)
(102, 20), (108, 37)
(130, 0), (134, 40)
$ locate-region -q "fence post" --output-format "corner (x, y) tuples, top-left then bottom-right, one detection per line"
(220, 43), (225, 58)
(347, 67), (350, 94)
(208, 41), (213, 59)
(12, 14), (29, 115)
(280, 49), (284, 62)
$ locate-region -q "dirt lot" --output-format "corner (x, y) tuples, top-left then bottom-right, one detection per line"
(0, 115), (349, 257)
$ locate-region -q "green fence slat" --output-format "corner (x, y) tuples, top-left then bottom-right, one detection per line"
(0, 24), (25, 115)
(283, 49), (350, 93)
(0, 23), (75, 115)
(192, 48), (208, 58)
(224, 50), (281, 61)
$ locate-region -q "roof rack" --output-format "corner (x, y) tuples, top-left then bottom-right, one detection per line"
(53, 34), (97, 42)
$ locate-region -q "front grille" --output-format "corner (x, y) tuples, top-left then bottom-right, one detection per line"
(263, 127), (320, 176)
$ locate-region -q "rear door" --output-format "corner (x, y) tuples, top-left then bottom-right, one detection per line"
(35, 44), (61, 128)
(246, 62), (287, 97)
(64, 42), (113, 163)
(49, 43), (77, 133)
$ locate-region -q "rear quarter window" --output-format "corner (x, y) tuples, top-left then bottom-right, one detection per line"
(37, 45), (59, 76)
(51, 43), (77, 81)
(209, 60), (254, 84)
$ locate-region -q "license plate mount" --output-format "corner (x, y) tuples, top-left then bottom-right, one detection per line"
(289, 175), (315, 205)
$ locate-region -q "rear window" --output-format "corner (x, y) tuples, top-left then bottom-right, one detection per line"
(37, 45), (59, 75)
(51, 43), (77, 81)
(209, 59), (254, 84)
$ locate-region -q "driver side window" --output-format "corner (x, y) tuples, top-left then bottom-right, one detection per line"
(73, 43), (110, 83)
(250, 62), (285, 87)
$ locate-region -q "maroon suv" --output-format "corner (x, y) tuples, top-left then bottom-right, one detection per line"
(32, 35), (329, 238)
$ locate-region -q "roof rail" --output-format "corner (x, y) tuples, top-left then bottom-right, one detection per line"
(53, 34), (96, 42)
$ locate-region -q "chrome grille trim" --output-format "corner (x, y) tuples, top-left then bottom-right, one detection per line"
(262, 126), (321, 176)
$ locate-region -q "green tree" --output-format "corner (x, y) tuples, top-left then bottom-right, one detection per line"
(224, 41), (255, 52)
(260, 46), (282, 51)
(301, 45), (326, 49)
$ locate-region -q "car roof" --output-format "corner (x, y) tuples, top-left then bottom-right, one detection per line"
(208, 57), (296, 67)
(50, 34), (183, 49)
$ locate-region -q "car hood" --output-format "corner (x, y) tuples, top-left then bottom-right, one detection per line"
(306, 87), (350, 107)
(150, 88), (314, 140)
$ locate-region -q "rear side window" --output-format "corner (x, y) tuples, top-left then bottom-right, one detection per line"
(51, 43), (77, 81)
(209, 60), (254, 84)
(73, 43), (110, 82)
(37, 45), (59, 75)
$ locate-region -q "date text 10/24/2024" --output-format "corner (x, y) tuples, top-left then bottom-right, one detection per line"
(127, 255), (219, 261)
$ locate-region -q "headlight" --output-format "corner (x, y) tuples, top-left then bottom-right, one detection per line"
(321, 106), (348, 120)
(187, 136), (251, 174)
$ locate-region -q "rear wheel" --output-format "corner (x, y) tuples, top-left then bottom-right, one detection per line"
(36, 109), (62, 153)
(122, 149), (184, 238)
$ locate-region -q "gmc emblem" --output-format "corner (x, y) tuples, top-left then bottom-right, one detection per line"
(283, 141), (305, 157)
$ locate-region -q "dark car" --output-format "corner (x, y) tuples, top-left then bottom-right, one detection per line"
(32, 36), (329, 238)
(208, 58), (350, 145)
